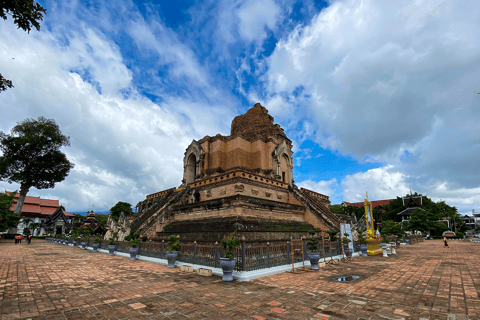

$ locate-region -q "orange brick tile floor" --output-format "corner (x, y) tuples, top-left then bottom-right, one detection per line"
(0, 239), (479, 319)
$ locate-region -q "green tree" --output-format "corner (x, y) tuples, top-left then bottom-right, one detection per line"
(73, 213), (86, 222)
(430, 221), (448, 237)
(95, 214), (108, 225)
(380, 220), (403, 238)
(408, 208), (441, 233)
(0, 117), (74, 214)
(1, 0), (47, 92)
(0, 192), (20, 232)
(109, 201), (133, 221)
(329, 205), (343, 215)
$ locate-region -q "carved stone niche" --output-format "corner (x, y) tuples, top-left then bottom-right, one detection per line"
(205, 189), (212, 198)
(277, 194), (282, 200)
(234, 184), (245, 193)
(183, 140), (205, 184)
(220, 188), (227, 195)
(251, 189), (259, 195)
(265, 192), (272, 198)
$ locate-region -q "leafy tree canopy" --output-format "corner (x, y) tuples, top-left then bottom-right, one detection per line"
(1, 0), (47, 92)
(109, 201), (133, 221)
(380, 220), (404, 238)
(73, 214), (86, 222)
(0, 117), (74, 213)
(95, 214), (108, 225)
(0, 192), (20, 232)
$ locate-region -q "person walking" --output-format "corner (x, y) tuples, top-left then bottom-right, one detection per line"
(27, 234), (33, 244)
(443, 236), (449, 248)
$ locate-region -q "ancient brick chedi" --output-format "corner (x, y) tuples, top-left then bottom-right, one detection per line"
(107, 103), (349, 242)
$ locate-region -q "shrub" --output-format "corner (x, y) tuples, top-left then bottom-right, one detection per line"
(357, 233), (367, 245)
(167, 235), (180, 253)
(220, 231), (240, 259)
(108, 232), (118, 246)
(129, 231), (140, 248)
(307, 231), (319, 251)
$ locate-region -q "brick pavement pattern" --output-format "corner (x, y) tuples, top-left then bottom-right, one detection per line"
(0, 239), (479, 319)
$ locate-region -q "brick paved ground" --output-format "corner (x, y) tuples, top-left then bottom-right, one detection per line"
(0, 239), (479, 320)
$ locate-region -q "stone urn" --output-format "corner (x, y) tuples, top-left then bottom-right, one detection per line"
(129, 247), (139, 260)
(166, 251), (178, 268)
(307, 252), (321, 270)
(92, 243), (100, 252)
(220, 258), (236, 281)
(359, 244), (368, 256)
(108, 245), (116, 256)
(80, 241), (88, 249)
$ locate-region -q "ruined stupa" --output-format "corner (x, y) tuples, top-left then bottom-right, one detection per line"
(106, 103), (349, 242)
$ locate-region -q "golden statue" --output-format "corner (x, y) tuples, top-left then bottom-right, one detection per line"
(365, 192), (383, 256)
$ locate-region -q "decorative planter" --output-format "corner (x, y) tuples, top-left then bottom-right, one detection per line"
(405, 239), (410, 245)
(166, 251), (178, 268)
(220, 258), (236, 281)
(129, 247), (139, 260)
(108, 245), (116, 256)
(72, 241), (77, 247)
(308, 253), (321, 270)
(359, 244), (368, 256)
(92, 243), (100, 252)
(81, 241), (88, 249)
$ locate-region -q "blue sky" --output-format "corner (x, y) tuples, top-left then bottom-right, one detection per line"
(1, 0), (480, 215)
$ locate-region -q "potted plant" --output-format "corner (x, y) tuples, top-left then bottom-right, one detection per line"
(80, 232), (89, 250)
(219, 231), (241, 281)
(129, 232), (140, 260)
(307, 232), (321, 270)
(166, 235), (180, 268)
(108, 232), (118, 255)
(92, 235), (101, 252)
(357, 233), (368, 256)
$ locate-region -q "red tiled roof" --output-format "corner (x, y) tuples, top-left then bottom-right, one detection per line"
(39, 198), (59, 207)
(4, 191), (68, 217)
(14, 204), (42, 213)
(40, 207), (57, 215)
(342, 199), (394, 208)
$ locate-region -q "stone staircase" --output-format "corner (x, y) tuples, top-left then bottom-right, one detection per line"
(132, 186), (190, 235)
(289, 185), (341, 231)
(355, 213), (367, 233)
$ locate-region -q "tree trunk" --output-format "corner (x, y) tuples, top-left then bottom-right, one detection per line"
(14, 185), (31, 214)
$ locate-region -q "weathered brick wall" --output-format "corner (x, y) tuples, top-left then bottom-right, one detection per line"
(303, 208), (331, 236)
(200, 137), (278, 174)
(230, 103), (289, 142)
(172, 200), (305, 223)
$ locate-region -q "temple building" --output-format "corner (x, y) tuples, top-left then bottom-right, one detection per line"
(397, 193), (424, 222)
(75, 210), (105, 234)
(40, 206), (73, 235)
(106, 103), (350, 242)
(3, 191), (74, 235)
